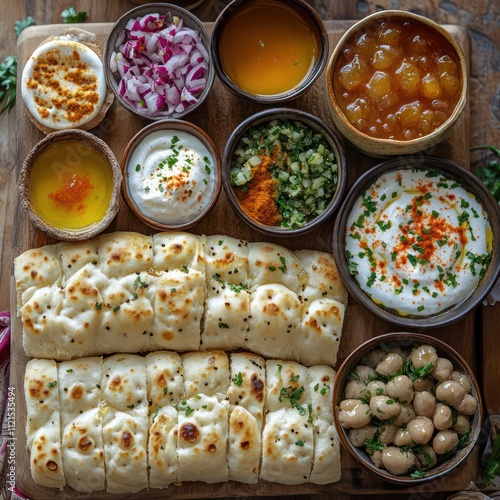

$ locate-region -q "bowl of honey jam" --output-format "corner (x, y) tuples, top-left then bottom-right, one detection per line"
(211, 0), (329, 104)
(19, 129), (122, 241)
(326, 10), (467, 157)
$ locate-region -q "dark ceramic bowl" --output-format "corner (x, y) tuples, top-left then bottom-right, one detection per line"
(222, 108), (347, 236)
(326, 10), (468, 157)
(19, 129), (122, 241)
(333, 155), (500, 328)
(121, 119), (221, 231)
(333, 332), (483, 485)
(104, 3), (214, 120)
(210, 0), (329, 104)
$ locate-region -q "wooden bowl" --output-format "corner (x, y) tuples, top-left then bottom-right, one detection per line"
(326, 10), (468, 157)
(120, 119), (221, 231)
(210, 0), (329, 104)
(19, 129), (122, 241)
(333, 332), (483, 485)
(332, 155), (500, 329)
(222, 107), (347, 236)
(103, 3), (214, 120)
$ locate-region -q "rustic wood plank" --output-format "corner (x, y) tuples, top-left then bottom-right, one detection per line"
(10, 20), (481, 499)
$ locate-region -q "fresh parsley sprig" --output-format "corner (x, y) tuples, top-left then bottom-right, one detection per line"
(0, 56), (17, 114)
(61, 7), (87, 23)
(472, 145), (500, 204)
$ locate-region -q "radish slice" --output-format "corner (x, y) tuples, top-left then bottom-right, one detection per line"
(111, 12), (209, 116)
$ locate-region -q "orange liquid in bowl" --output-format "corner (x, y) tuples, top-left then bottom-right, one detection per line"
(218, 0), (318, 95)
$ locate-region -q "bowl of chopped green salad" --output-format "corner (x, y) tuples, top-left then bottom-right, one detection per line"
(222, 108), (347, 236)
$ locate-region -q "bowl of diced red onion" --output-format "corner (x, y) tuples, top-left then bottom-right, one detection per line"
(104, 3), (214, 120)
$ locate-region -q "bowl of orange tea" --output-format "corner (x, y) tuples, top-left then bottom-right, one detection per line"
(211, 0), (328, 103)
(19, 129), (122, 241)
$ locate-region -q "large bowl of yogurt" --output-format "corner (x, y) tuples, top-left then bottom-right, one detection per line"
(121, 119), (221, 230)
(333, 156), (500, 328)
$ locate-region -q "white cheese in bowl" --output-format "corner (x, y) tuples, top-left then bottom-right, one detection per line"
(127, 130), (215, 225)
(345, 168), (492, 316)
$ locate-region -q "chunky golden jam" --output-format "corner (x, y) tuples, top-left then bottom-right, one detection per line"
(345, 169), (492, 316)
(333, 18), (463, 141)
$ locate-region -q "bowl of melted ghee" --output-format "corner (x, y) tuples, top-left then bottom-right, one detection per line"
(20, 129), (122, 241)
(210, 0), (329, 104)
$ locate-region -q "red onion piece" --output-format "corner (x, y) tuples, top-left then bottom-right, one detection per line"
(112, 12), (209, 116)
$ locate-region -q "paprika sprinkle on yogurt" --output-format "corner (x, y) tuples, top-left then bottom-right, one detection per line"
(345, 168), (492, 316)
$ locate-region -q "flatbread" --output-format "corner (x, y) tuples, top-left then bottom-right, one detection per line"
(146, 351), (184, 410)
(24, 359), (65, 489)
(248, 242), (304, 292)
(177, 394), (229, 483)
(152, 232), (205, 273)
(148, 406), (178, 488)
(102, 410), (148, 493)
(308, 365), (341, 484)
(182, 350), (229, 400)
(309, 418), (341, 484)
(101, 354), (148, 493)
(99, 272), (154, 353)
(57, 357), (104, 492)
(295, 249), (348, 305)
(97, 232), (153, 278)
(102, 354), (148, 414)
(150, 269), (204, 351)
(14, 245), (61, 310)
(22, 285), (64, 359)
(228, 352), (266, 423)
(202, 283), (250, 350)
(204, 235), (249, 284)
(260, 408), (313, 485)
(55, 240), (99, 282)
(296, 298), (345, 366)
(265, 360), (312, 413)
(228, 406), (261, 484)
(247, 285), (301, 360)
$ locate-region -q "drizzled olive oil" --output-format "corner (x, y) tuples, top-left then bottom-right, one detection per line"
(29, 139), (113, 231)
(218, 0), (318, 95)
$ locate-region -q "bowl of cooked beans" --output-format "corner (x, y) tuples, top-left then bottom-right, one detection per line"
(333, 332), (482, 484)
(326, 10), (467, 157)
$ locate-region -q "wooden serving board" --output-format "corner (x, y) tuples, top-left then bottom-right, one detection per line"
(12, 21), (478, 499)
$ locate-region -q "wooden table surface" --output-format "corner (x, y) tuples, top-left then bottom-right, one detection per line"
(1, 1), (498, 499)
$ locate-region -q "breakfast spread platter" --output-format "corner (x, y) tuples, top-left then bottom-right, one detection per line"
(12, 18), (482, 499)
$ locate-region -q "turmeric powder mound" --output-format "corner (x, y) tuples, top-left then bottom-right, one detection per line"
(236, 152), (281, 226)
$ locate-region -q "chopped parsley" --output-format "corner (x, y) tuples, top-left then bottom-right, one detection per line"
(232, 372), (243, 386)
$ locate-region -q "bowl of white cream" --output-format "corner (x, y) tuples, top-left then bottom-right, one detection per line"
(121, 119), (221, 230)
(333, 156), (500, 328)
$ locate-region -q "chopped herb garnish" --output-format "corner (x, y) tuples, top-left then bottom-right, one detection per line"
(290, 374), (300, 382)
(218, 322), (229, 329)
(95, 302), (102, 310)
(163, 387), (169, 396)
(113, 305), (120, 312)
(295, 439), (304, 446)
(278, 256), (287, 273)
(48, 381), (57, 388)
(232, 372), (243, 386)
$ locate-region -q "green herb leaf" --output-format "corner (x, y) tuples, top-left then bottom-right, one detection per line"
(363, 438), (384, 452)
(232, 372), (243, 386)
(295, 439), (304, 446)
(410, 470), (426, 479)
(61, 7), (87, 23)
(48, 381), (57, 388)
(163, 387), (169, 396)
(15, 16), (35, 37)
(0, 55), (17, 114)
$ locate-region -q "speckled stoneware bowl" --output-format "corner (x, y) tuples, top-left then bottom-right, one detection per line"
(211, 0), (329, 104)
(332, 155), (500, 329)
(326, 10), (468, 157)
(120, 119), (221, 231)
(104, 3), (214, 120)
(19, 129), (122, 241)
(333, 332), (483, 485)
(222, 107), (347, 236)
